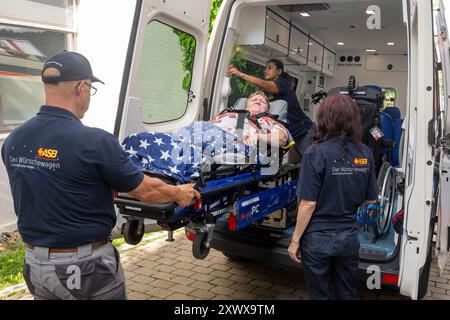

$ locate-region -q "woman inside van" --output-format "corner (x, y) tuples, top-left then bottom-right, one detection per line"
(287, 94), (377, 300)
(227, 59), (315, 158)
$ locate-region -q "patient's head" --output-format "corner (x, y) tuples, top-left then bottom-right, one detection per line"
(245, 92), (269, 114)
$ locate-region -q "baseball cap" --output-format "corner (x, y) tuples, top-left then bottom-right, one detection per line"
(41, 50), (104, 84)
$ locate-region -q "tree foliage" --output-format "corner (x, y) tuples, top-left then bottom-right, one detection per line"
(175, 0), (257, 99)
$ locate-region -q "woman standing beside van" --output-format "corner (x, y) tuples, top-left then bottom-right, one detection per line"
(287, 94), (378, 300)
(227, 59), (315, 157)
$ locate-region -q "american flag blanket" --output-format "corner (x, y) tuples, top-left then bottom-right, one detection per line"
(122, 122), (256, 183)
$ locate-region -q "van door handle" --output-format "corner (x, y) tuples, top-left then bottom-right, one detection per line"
(188, 90), (196, 103)
(276, 34), (280, 42)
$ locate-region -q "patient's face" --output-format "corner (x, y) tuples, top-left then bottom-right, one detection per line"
(246, 94), (269, 114)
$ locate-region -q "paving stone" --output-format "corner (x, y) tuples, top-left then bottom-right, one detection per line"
(154, 264), (177, 274)
(429, 276), (449, 284)
(172, 268), (196, 278)
(249, 279), (273, 289)
(190, 289), (216, 299)
(192, 259), (215, 267)
(171, 276), (195, 286)
(210, 264), (232, 272)
(229, 274), (253, 284)
(432, 292), (450, 300)
(193, 266), (214, 275)
(151, 279), (175, 290)
(128, 283), (152, 294)
(128, 292), (150, 300)
(151, 271), (173, 281)
(435, 282), (450, 290)
(229, 282), (256, 293)
(146, 287), (173, 299)
(231, 290), (258, 300)
(251, 287), (278, 298)
(271, 284), (295, 294)
(212, 270), (233, 279)
(209, 277), (235, 287)
(175, 262), (195, 271)
(158, 257), (178, 266)
(123, 264), (139, 272)
(190, 281), (214, 291)
(130, 274), (151, 284)
(429, 286), (447, 295)
(135, 259), (158, 269)
(169, 284), (195, 295)
(166, 293), (192, 300)
(211, 286), (236, 296)
(212, 295), (233, 300)
(191, 273), (215, 283)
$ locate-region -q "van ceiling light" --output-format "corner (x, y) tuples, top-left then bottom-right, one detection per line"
(387, 42), (395, 46)
(366, 9), (376, 14)
(337, 42), (344, 46)
(365, 49), (377, 52)
(279, 4), (330, 13)
(300, 12), (310, 17)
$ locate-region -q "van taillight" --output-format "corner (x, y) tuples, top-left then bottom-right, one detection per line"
(382, 273), (399, 285)
(114, 191), (118, 199)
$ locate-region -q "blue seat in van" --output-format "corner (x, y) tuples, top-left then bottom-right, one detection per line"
(380, 111), (395, 161)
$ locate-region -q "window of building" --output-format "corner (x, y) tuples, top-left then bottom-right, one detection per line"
(139, 20), (196, 124)
(0, 0), (75, 133)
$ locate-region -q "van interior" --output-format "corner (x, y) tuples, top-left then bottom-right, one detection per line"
(211, 0), (408, 264)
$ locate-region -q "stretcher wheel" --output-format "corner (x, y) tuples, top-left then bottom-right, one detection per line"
(123, 219), (144, 245)
(192, 232), (210, 260)
(374, 162), (396, 238)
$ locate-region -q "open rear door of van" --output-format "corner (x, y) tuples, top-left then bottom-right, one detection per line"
(398, 0), (436, 300)
(435, 0), (450, 275)
(114, 0), (210, 141)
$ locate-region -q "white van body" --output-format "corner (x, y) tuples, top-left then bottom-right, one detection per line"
(112, 0), (450, 300)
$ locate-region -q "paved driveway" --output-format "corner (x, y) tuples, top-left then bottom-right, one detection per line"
(8, 230), (450, 300)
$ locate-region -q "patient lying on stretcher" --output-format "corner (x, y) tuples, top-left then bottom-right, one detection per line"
(122, 92), (289, 183)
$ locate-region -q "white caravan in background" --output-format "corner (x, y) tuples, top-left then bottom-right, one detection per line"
(114, 0), (450, 299)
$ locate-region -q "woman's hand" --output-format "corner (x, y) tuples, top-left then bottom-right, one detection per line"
(288, 240), (301, 263)
(227, 65), (242, 78)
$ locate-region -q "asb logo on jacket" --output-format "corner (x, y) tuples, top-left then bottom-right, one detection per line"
(353, 158), (368, 166)
(37, 147), (58, 160)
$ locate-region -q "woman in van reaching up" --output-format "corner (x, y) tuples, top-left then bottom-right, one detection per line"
(227, 59), (315, 158)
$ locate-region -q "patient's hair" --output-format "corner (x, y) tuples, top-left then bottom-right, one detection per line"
(248, 91), (269, 103)
(316, 94), (362, 143)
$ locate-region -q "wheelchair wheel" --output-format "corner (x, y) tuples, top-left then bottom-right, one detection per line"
(192, 232), (210, 260)
(123, 219), (145, 245)
(374, 162), (396, 238)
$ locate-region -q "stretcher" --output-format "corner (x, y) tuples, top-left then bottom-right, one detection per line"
(114, 159), (299, 259)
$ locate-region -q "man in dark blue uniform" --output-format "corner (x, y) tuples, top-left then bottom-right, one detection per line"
(1, 51), (199, 300)
(288, 94), (377, 300)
